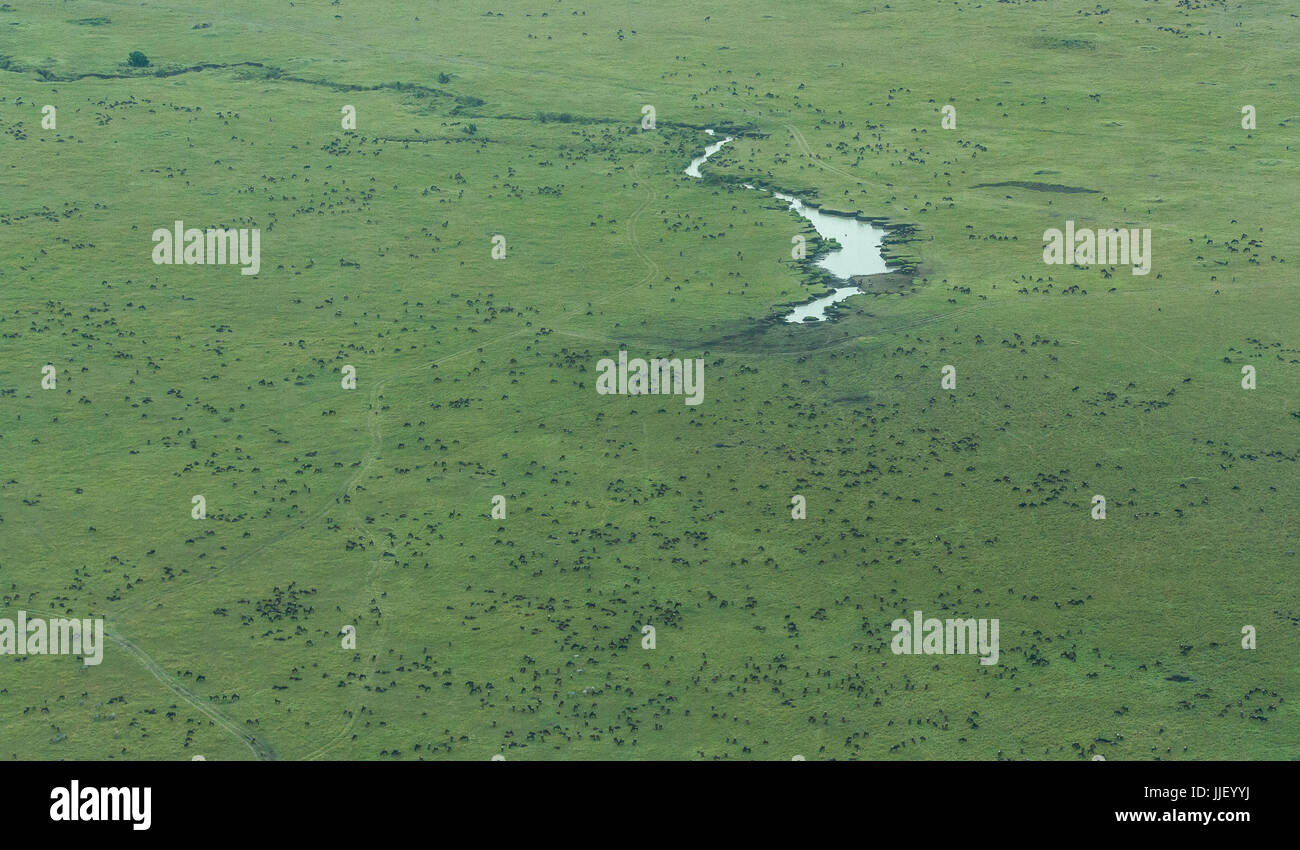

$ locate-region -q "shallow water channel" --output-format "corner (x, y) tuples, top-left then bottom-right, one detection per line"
(684, 130), (892, 322)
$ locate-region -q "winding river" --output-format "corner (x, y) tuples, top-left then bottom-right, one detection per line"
(684, 130), (892, 322)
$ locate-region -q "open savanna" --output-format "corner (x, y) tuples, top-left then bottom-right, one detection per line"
(0, 0), (1295, 760)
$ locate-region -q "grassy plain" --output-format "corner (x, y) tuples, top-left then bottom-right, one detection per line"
(0, 0), (1296, 760)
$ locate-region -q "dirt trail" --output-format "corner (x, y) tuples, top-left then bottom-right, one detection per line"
(103, 370), (391, 761)
(109, 633), (275, 760)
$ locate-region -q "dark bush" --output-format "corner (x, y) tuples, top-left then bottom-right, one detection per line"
(127, 50), (150, 67)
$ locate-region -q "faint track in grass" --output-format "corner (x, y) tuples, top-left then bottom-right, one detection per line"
(103, 375), (390, 760)
(299, 159), (661, 760)
(300, 384), (391, 762)
(108, 633), (274, 760)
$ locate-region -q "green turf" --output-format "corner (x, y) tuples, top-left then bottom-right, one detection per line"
(0, 0), (1296, 760)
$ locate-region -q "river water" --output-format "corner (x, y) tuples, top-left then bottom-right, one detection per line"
(684, 130), (891, 322)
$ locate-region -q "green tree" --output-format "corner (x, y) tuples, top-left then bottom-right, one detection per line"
(127, 50), (150, 68)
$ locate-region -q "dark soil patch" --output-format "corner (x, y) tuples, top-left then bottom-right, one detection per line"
(972, 180), (1099, 194)
(851, 272), (914, 294)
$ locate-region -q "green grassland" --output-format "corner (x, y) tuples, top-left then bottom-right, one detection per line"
(1, 0), (1296, 760)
